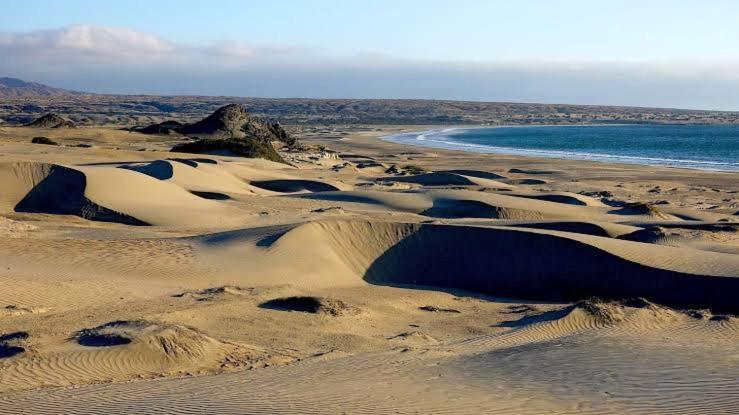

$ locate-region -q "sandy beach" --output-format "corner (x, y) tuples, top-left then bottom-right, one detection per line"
(0, 123), (737, 414)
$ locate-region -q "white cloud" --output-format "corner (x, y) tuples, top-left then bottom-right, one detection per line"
(0, 24), (283, 67)
(0, 25), (173, 56)
(2, 25), (739, 109)
(4, 24), (739, 75)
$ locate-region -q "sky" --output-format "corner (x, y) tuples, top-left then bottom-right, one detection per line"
(3, 0), (739, 109)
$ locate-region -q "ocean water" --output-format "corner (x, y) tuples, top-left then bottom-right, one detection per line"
(383, 124), (739, 171)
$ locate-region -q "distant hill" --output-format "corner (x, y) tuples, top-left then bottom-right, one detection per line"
(0, 77), (82, 98)
(25, 113), (76, 128)
(1, 77), (739, 126)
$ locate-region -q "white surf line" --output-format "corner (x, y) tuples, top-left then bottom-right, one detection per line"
(382, 128), (739, 172)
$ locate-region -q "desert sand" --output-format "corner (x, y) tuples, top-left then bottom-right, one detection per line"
(0, 123), (737, 414)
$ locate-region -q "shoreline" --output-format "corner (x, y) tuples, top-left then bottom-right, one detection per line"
(380, 125), (739, 173)
(299, 124), (739, 195)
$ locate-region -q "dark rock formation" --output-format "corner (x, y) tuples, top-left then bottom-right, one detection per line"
(140, 104), (296, 147)
(31, 136), (59, 145)
(25, 113), (76, 128)
(171, 138), (286, 164)
(135, 120), (184, 135)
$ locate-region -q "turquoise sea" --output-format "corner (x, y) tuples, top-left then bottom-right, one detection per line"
(383, 124), (739, 171)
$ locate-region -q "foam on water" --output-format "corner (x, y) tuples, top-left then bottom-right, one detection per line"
(384, 125), (739, 171)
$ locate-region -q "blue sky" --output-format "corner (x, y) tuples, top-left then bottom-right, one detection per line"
(3, 1), (739, 109)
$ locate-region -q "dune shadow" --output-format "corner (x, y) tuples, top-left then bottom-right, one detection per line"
(15, 165), (87, 215)
(168, 157), (219, 167)
(259, 296), (356, 316)
(0, 344), (25, 358)
(441, 170), (507, 180)
(77, 161), (154, 166)
(421, 199), (503, 219)
(15, 165), (148, 226)
(607, 202), (672, 218)
(259, 296), (326, 313)
(377, 172), (477, 186)
(190, 191), (231, 200)
(166, 157), (218, 168)
(361, 225), (739, 313)
(256, 231), (290, 247)
(251, 180), (340, 193)
(119, 160), (174, 180)
(506, 178), (548, 185)
(76, 332), (132, 347)
(495, 307), (572, 328)
(0, 331), (29, 359)
(508, 168), (559, 175)
(507, 222), (611, 237)
(168, 158), (199, 167)
(512, 194), (587, 206)
(0, 331), (29, 343)
(74, 321), (138, 347)
(294, 192), (385, 205)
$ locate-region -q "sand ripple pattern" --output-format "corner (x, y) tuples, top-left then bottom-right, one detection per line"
(2, 300), (736, 414)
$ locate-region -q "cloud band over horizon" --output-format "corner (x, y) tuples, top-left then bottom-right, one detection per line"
(3, 24), (739, 111)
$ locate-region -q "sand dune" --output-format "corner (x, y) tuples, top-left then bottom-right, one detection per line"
(2, 297), (735, 415)
(81, 165), (246, 227)
(493, 220), (640, 237)
(293, 188), (688, 222)
(0, 161), (148, 225)
(0, 125), (737, 414)
(506, 191), (605, 206)
(118, 159), (257, 195)
(619, 223), (739, 254)
(252, 220), (739, 312)
(0, 320), (291, 392)
(608, 201), (678, 219)
(0, 160), (272, 227)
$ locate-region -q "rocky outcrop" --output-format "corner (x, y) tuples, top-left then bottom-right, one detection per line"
(170, 138), (287, 164)
(139, 104), (296, 147)
(24, 114), (76, 128)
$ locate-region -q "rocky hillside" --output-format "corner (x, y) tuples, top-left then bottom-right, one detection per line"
(140, 104), (296, 147)
(3, 78), (739, 126)
(0, 77), (80, 98)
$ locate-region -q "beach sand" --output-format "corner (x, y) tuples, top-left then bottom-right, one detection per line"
(0, 124), (737, 414)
